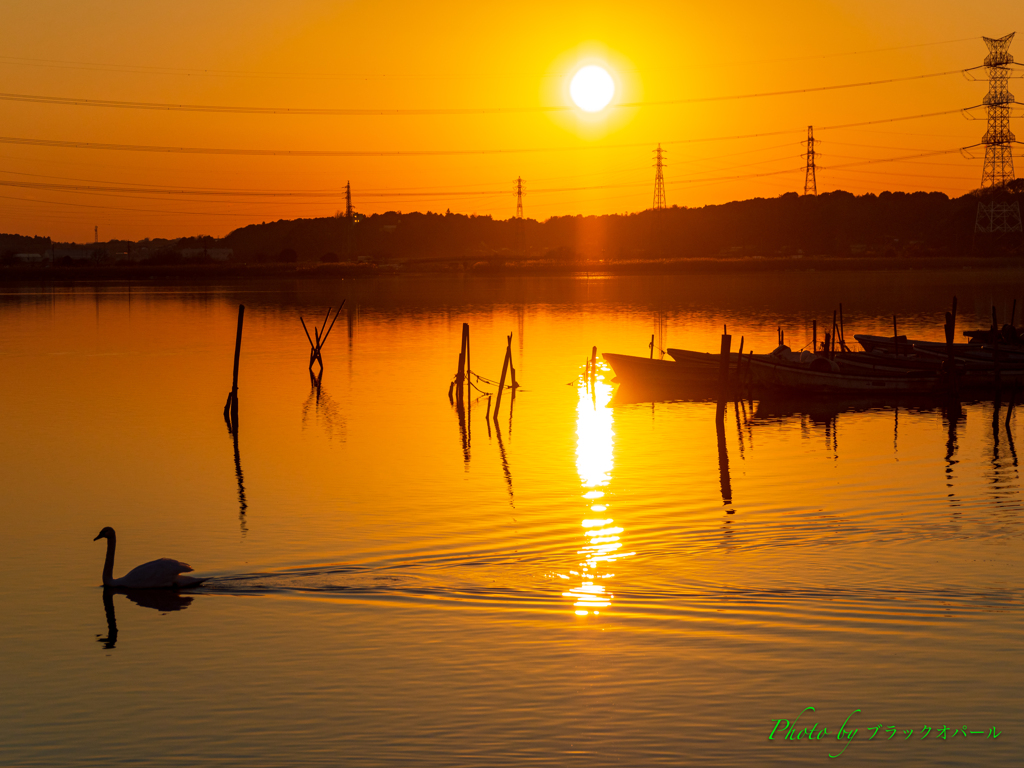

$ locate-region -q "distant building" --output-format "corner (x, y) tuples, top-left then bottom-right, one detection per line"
(14, 253), (44, 263)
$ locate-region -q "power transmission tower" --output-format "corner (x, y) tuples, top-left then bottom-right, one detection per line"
(803, 126), (817, 196)
(94, 225), (98, 244)
(513, 177), (525, 255)
(345, 181), (353, 218)
(964, 33), (1023, 251)
(653, 144), (667, 209)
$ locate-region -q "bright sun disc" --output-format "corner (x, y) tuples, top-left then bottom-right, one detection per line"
(570, 66), (614, 112)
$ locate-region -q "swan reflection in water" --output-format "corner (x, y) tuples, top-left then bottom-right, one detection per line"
(560, 362), (634, 616)
(96, 588), (194, 650)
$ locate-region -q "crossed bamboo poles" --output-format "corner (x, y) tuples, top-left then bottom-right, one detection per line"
(300, 300), (345, 386)
(449, 322), (518, 422)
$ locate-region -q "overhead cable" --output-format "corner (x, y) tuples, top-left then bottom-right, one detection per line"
(0, 71), (964, 116)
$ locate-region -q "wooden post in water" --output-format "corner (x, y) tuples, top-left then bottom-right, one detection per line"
(832, 310), (838, 359)
(591, 345), (597, 389)
(223, 304), (244, 431)
(510, 348), (518, 393)
(650, 334), (655, 359)
(735, 336), (744, 382)
(812, 319), (817, 353)
(455, 323), (467, 406)
(839, 303), (846, 351)
(717, 328), (732, 421)
(465, 323), (472, 401)
(893, 315), (899, 358)
(493, 334), (513, 420)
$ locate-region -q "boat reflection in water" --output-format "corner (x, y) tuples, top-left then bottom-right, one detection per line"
(561, 362), (634, 616)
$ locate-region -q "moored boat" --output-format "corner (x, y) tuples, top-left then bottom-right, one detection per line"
(747, 355), (941, 394)
(602, 352), (723, 387)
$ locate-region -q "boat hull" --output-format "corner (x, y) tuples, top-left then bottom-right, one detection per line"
(747, 358), (941, 394)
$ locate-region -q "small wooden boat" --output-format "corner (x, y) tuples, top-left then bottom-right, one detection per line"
(602, 352), (722, 386)
(855, 334), (958, 356)
(747, 355), (941, 394)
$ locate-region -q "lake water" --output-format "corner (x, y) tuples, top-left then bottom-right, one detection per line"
(1, 271), (1021, 767)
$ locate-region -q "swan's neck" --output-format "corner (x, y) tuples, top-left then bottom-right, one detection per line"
(102, 535), (116, 586)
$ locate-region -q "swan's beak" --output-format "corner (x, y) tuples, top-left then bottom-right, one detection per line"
(93, 533), (103, 541)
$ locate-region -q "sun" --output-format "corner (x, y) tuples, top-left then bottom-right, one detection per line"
(570, 65), (615, 112)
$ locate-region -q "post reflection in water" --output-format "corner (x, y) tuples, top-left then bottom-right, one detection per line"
(225, 418), (248, 537)
(561, 362), (634, 616)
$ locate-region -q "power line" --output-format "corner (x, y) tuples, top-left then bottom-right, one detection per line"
(0, 37), (976, 80)
(823, 148), (963, 169)
(0, 111), (960, 159)
(0, 71), (964, 117)
(0, 140), (801, 195)
(0, 146), (962, 203)
(746, 36), (977, 65)
(0, 179), (511, 198)
(620, 70), (963, 109)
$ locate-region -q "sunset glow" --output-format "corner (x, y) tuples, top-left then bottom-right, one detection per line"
(0, 2), (997, 243)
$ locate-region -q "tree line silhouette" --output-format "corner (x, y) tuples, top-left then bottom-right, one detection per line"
(3, 187), (1022, 267)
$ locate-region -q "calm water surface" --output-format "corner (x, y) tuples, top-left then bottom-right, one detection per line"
(2, 271), (1021, 766)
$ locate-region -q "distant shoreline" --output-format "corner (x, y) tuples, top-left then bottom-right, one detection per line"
(2, 254), (1023, 283)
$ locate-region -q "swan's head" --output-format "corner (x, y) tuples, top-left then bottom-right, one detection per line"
(93, 526), (116, 541)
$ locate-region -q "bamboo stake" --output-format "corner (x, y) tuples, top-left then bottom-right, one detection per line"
(493, 338), (512, 420)
(223, 304), (244, 431)
(832, 310), (837, 358)
(466, 323), (472, 402)
(456, 324), (467, 406)
(717, 329), (732, 421)
(317, 300), (345, 348)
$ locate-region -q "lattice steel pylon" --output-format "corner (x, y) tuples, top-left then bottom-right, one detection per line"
(345, 181), (353, 218)
(964, 33), (1023, 245)
(653, 144), (667, 209)
(803, 126), (817, 196)
(513, 177), (525, 255)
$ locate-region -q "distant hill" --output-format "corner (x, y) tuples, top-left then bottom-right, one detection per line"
(218, 191), (991, 263)
(4, 189), (1017, 265)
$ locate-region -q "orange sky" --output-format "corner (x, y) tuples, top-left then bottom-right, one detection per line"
(0, 0), (1020, 242)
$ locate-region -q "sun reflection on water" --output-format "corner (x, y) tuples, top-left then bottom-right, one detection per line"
(560, 362), (634, 616)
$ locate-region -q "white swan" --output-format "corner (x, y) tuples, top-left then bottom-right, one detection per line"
(94, 527), (204, 588)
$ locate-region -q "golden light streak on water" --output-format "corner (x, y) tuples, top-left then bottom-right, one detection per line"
(560, 362), (635, 615)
